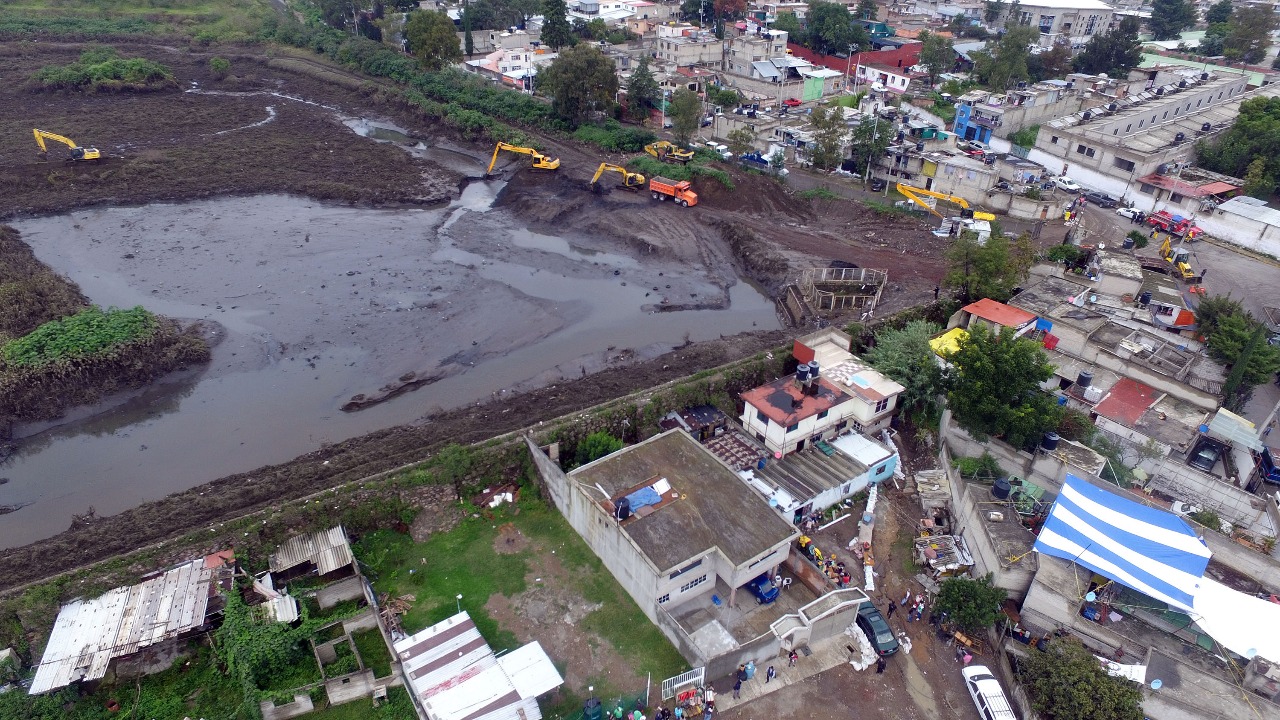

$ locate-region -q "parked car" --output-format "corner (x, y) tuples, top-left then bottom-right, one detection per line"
(1188, 443), (1222, 473)
(855, 602), (900, 656)
(1054, 176), (1082, 193)
(746, 574), (779, 604)
(958, 139), (990, 154)
(870, 177), (887, 192)
(961, 666), (1018, 720)
(1083, 191), (1118, 207)
(1116, 206), (1141, 220)
(783, 98), (803, 107)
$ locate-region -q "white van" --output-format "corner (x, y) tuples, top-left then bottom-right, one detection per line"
(961, 666), (1018, 720)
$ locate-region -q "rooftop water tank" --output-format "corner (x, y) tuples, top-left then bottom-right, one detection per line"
(1042, 431), (1061, 451)
(992, 476), (1011, 500)
(1077, 370), (1093, 388)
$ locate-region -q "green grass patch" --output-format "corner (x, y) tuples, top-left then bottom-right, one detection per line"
(323, 640), (360, 678)
(626, 155), (734, 190)
(0, 0), (270, 40)
(1, 305), (157, 368)
(572, 122), (656, 153)
(352, 628), (393, 678)
(861, 199), (910, 217)
(354, 496), (685, 683)
(798, 187), (841, 201)
(261, 646), (323, 692)
(32, 47), (176, 92)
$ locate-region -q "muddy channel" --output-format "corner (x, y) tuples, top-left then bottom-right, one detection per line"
(0, 136), (779, 548)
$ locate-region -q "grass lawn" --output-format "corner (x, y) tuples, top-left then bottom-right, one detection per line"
(352, 628), (394, 678)
(354, 495), (685, 682)
(0, 0), (269, 40)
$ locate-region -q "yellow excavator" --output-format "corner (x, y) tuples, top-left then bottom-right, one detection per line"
(644, 140), (694, 165)
(486, 142), (560, 174)
(590, 162), (645, 190)
(896, 183), (996, 221)
(1158, 237), (1198, 280)
(33, 128), (101, 162)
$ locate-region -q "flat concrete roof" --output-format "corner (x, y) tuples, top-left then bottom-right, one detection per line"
(571, 430), (798, 572)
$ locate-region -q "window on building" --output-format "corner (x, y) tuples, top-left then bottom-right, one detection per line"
(817, 409), (829, 420)
(670, 559), (703, 580)
(1085, 14), (1098, 34)
(1139, 183), (1157, 194)
(1114, 157), (1135, 171)
(1085, 147), (1095, 157)
(1170, 192), (1185, 203)
(1139, 120), (1144, 128)
(875, 464), (888, 475)
(874, 398), (890, 413)
(756, 408), (768, 424)
(1038, 14), (1054, 31)
(755, 432), (765, 443)
(1218, 91), (1223, 99)
(1051, 135), (1059, 144)
(1156, 305), (1174, 316)
(835, 420), (848, 431)
(1126, 123), (1132, 132)
(1163, 111), (1168, 119)
(786, 422), (799, 433)
(1197, 99), (1203, 107)
(1076, 144), (1087, 154)
(680, 574), (708, 592)
(658, 593), (670, 604)
(1019, 10), (1032, 25)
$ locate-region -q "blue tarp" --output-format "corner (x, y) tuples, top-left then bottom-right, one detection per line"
(625, 487), (663, 513)
(1033, 475), (1211, 612)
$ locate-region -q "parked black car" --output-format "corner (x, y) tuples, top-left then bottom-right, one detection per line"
(870, 177), (887, 192)
(1083, 191), (1118, 208)
(856, 602), (900, 656)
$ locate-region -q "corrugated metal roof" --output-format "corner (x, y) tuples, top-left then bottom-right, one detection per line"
(269, 526), (353, 575)
(30, 556), (229, 695)
(394, 612), (562, 720)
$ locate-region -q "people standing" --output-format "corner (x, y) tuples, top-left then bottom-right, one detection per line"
(900, 589), (910, 607)
(887, 600), (897, 618)
(876, 656), (887, 674)
(766, 665), (776, 683)
(732, 678), (742, 700)
(704, 686), (715, 707)
(788, 649), (798, 667)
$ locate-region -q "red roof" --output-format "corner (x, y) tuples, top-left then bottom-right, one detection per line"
(741, 376), (850, 427)
(963, 298), (1037, 329)
(1136, 174), (1239, 198)
(1094, 378), (1161, 427)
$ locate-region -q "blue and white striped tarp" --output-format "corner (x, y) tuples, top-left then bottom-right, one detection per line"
(1033, 475), (1211, 612)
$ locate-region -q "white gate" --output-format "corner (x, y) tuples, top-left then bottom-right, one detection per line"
(660, 667), (705, 701)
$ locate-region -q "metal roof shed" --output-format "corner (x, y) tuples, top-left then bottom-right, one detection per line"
(269, 526), (354, 579)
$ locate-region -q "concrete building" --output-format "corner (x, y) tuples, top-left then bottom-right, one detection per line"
(725, 29), (790, 77)
(655, 30), (724, 68)
(953, 80), (1090, 143)
(1028, 71), (1256, 202)
(464, 47), (546, 90)
(993, 0), (1115, 48)
(568, 0), (636, 25)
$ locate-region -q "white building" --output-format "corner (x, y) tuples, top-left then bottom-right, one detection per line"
(993, 0), (1115, 48)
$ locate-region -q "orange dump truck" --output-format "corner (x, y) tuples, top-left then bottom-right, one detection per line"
(649, 176), (698, 207)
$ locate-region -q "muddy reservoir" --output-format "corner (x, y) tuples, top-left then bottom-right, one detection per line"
(1, 184), (778, 548)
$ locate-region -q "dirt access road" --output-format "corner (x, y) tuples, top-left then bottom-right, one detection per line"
(0, 40), (957, 589)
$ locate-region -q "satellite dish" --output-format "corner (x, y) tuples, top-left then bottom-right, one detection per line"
(1085, 592), (1097, 602)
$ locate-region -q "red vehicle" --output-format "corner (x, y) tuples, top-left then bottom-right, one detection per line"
(782, 98), (803, 107)
(1146, 210), (1200, 237)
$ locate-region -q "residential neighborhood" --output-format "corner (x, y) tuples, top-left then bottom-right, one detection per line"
(4, 0), (1280, 719)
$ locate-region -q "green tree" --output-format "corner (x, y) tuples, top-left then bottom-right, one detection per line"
(933, 575), (1007, 633)
(538, 44), (618, 127)
(430, 443), (476, 498)
(984, 0), (1004, 23)
(1224, 4), (1278, 64)
(1149, 0), (1196, 40)
(1197, 96), (1280, 196)
(1021, 638), (1144, 720)
(806, 0), (867, 55)
(973, 24), (1037, 90)
(1029, 42), (1073, 80)
(947, 324), (1063, 447)
(1243, 156), (1272, 198)
(808, 104), (848, 170)
(848, 112), (891, 178)
(626, 56), (660, 123)
(1194, 294), (1246, 338)
(917, 30), (955, 85)
(575, 431), (625, 466)
(405, 10), (464, 71)
(1197, 22), (1229, 56)
(668, 88), (703, 146)
(1203, 310), (1280, 409)
(464, 11), (475, 57)
(943, 230), (1028, 303)
(866, 320), (949, 423)
(1206, 0), (1233, 25)
(1072, 18), (1141, 75)
(209, 56), (230, 80)
(542, 0), (575, 49)
(726, 126), (757, 157)
(772, 11), (804, 42)
(854, 0), (879, 21)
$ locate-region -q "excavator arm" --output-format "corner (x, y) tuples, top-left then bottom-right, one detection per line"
(591, 163), (645, 189)
(895, 183), (995, 221)
(487, 142), (560, 174)
(644, 141), (693, 164)
(33, 128), (101, 161)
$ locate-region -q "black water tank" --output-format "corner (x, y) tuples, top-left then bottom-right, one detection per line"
(1077, 370), (1093, 388)
(897, 131), (906, 142)
(796, 364), (810, 384)
(1122, 235), (1135, 249)
(916, 142), (925, 151)
(808, 360), (820, 378)
(1066, 81), (1074, 89)
(1201, 72), (1210, 80)
(992, 476), (1012, 500)
(1083, 111), (1093, 120)
(1202, 122), (1212, 132)
(1139, 290), (1153, 305)
(1179, 80), (1188, 88)
(1156, 87), (1165, 95)
(1108, 103), (1118, 111)
(616, 497), (631, 521)
(1042, 431), (1061, 451)
(1175, 132), (1185, 143)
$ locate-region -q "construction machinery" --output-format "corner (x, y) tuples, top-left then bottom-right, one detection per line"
(32, 128), (101, 162)
(1158, 237), (1199, 280)
(486, 142), (560, 174)
(1147, 210), (1199, 238)
(590, 162), (645, 189)
(896, 183), (996, 221)
(644, 140), (694, 164)
(649, 176), (698, 207)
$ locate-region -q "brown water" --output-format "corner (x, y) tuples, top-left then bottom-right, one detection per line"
(0, 170), (778, 548)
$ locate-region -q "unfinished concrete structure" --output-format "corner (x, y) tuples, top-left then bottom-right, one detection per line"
(796, 267), (888, 314)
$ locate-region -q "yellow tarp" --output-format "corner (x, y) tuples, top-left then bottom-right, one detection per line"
(930, 327), (968, 357)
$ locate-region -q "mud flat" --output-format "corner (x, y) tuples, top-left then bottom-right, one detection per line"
(0, 184), (778, 548)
